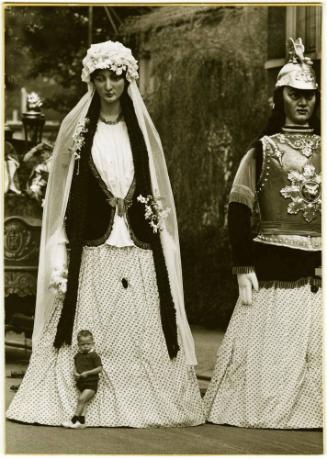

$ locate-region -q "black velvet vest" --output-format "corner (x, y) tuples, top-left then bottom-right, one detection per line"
(65, 154), (155, 249)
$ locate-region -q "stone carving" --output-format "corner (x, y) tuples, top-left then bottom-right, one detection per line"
(4, 218), (39, 262)
(5, 271), (37, 297)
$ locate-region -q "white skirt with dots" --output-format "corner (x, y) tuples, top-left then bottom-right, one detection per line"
(203, 282), (322, 429)
(6, 245), (205, 428)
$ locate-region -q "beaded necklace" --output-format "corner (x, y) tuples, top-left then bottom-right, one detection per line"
(99, 113), (123, 125)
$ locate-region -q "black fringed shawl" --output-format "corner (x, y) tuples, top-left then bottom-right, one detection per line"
(54, 91), (179, 359)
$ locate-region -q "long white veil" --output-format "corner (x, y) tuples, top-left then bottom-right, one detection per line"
(32, 80), (197, 366)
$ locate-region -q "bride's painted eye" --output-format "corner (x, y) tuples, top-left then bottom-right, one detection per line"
(110, 73), (123, 82)
(94, 75), (105, 83)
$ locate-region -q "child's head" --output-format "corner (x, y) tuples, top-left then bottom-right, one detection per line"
(77, 330), (94, 353)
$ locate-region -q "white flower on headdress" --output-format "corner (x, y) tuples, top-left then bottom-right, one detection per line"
(81, 40), (139, 84)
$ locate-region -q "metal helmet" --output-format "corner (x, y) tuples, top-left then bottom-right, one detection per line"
(275, 38), (318, 90)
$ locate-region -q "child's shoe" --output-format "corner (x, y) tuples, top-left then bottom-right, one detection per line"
(62, 415), (82, 429)
(78, 415), (87, 429)
(62, 420), (82, 429)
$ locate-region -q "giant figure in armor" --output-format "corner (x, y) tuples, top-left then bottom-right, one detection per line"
(204, 38), (322, 429)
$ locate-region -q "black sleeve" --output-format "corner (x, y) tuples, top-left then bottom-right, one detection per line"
(227, 141), (263, 273)
(228, 202), (254, 272)
(92, 352), (102, 367)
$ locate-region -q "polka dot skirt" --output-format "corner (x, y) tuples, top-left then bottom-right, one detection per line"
(7, 245), (205, 428)
(203, 283), (322, 429)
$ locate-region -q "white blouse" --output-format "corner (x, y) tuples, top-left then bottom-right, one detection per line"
(91, 119), (136, 247)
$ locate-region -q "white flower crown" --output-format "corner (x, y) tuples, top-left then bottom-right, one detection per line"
(81, 40), (139, 84)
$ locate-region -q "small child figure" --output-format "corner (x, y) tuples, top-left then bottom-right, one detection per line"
(63, 330), (102, 429)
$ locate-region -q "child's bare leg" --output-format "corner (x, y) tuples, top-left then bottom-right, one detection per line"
(75, 389), (96, 416)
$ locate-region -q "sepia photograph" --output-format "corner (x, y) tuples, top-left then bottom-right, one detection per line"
(3, 1), (323, 455)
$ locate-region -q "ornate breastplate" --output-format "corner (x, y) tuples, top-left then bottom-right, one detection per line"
(255, 127), (321, 249)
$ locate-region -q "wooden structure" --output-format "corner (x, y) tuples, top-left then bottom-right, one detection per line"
(4, 137), (45, 344)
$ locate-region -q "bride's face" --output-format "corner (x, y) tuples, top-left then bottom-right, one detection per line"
(92, 69), (125, 104)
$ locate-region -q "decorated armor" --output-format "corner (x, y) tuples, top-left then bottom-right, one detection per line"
(255, 127), (321, 250)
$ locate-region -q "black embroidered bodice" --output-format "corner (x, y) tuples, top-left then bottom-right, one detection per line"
(65, 155), (155, 249)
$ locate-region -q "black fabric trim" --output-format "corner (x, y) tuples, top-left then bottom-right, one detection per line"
(85, 155), (150, 249)
(252, 241), (321, 282)
(151, 235), (180, 359)
(87, 154), (150, 249)
(228, 202), (254, 268)
(254, 140), (263, 185)
(85, 154), (116, 247)
(259, 277), (321, 290)
(232, 266), (255, 274)
(55, 90), (179, 360)
(121, 90), (179, 360)
(228, 201), (321, 281)
(55, 96), (100, 349)
(127, 223), (152, 250)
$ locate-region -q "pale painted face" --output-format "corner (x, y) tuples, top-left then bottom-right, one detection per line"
(283, 86), (316, 126)
(92, 69), (125, 105)
(78, 335), (94, 354)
